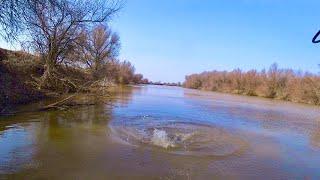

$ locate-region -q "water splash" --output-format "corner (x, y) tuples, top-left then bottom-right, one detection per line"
(151, 129), (175, 148)
(109, 122), (248, 158)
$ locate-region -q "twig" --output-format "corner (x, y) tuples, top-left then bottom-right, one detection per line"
(39, 93), (78, 111)
(38, 79), (105, 111)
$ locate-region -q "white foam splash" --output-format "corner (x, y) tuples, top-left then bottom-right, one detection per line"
(109, 123), (247, 157)
(151, 129), (175, 149)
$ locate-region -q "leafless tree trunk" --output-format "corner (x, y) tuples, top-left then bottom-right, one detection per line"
(22, 0), (120, 88)
(1, 0), (122, 90)
(73, 25), (120, 80)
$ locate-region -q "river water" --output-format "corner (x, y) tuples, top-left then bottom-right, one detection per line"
(1, 85), (320, 179)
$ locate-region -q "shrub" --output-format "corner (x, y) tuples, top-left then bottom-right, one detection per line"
(184, 64), (320, 105)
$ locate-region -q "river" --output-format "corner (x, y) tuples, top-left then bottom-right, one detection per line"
(1, 85), (320, 179)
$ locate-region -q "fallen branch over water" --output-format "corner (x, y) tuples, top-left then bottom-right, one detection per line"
(0, 80), (114, 116)
(39, 94), (78, 111)
(38, 80), (113, 110)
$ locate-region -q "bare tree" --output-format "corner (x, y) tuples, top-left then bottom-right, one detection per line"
(133, 73), (143, 84)
(0, 0), (22, 41)
(76, 25), (120, 80)
(1, 0), (122, 89)
(118, 60), (135, 84)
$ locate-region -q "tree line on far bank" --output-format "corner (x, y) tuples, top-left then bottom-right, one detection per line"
(184, 63), (320, 105)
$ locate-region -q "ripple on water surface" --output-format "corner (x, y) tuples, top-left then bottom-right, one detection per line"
(110, 122), (249, 159)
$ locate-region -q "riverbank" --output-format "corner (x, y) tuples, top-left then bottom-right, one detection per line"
(183, 85), (320, 107)
(0, 48), (45, 112)
(0, 47), (144, 114)
(184, 66), (320, 106)
(0, 48), (88, 113)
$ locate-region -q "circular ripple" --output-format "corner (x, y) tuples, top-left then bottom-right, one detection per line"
(109, 122), (248, 158)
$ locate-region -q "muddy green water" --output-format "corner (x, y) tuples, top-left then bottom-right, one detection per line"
(1, 85), (320, 179)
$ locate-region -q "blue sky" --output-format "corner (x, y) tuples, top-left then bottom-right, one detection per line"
(1, 0), (320, 82)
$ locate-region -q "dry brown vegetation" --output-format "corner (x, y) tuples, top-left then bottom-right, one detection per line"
(0, 45), (147, 111)
(0, 0), (147, 90)
(184, 63), (320, 105)
(0, 48), (44, 110)
(0, 0), (148, 111)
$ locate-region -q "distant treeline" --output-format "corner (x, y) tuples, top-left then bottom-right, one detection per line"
(184, 64), (320, 105)
(148, 81), (181, 86)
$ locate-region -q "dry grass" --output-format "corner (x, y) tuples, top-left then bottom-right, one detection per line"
(0, 49), (45, 111)
(184, 64), (320, 105)
(0, 48), (145, 111)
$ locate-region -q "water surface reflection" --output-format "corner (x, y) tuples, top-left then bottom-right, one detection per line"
(1, 85), (320, 179)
